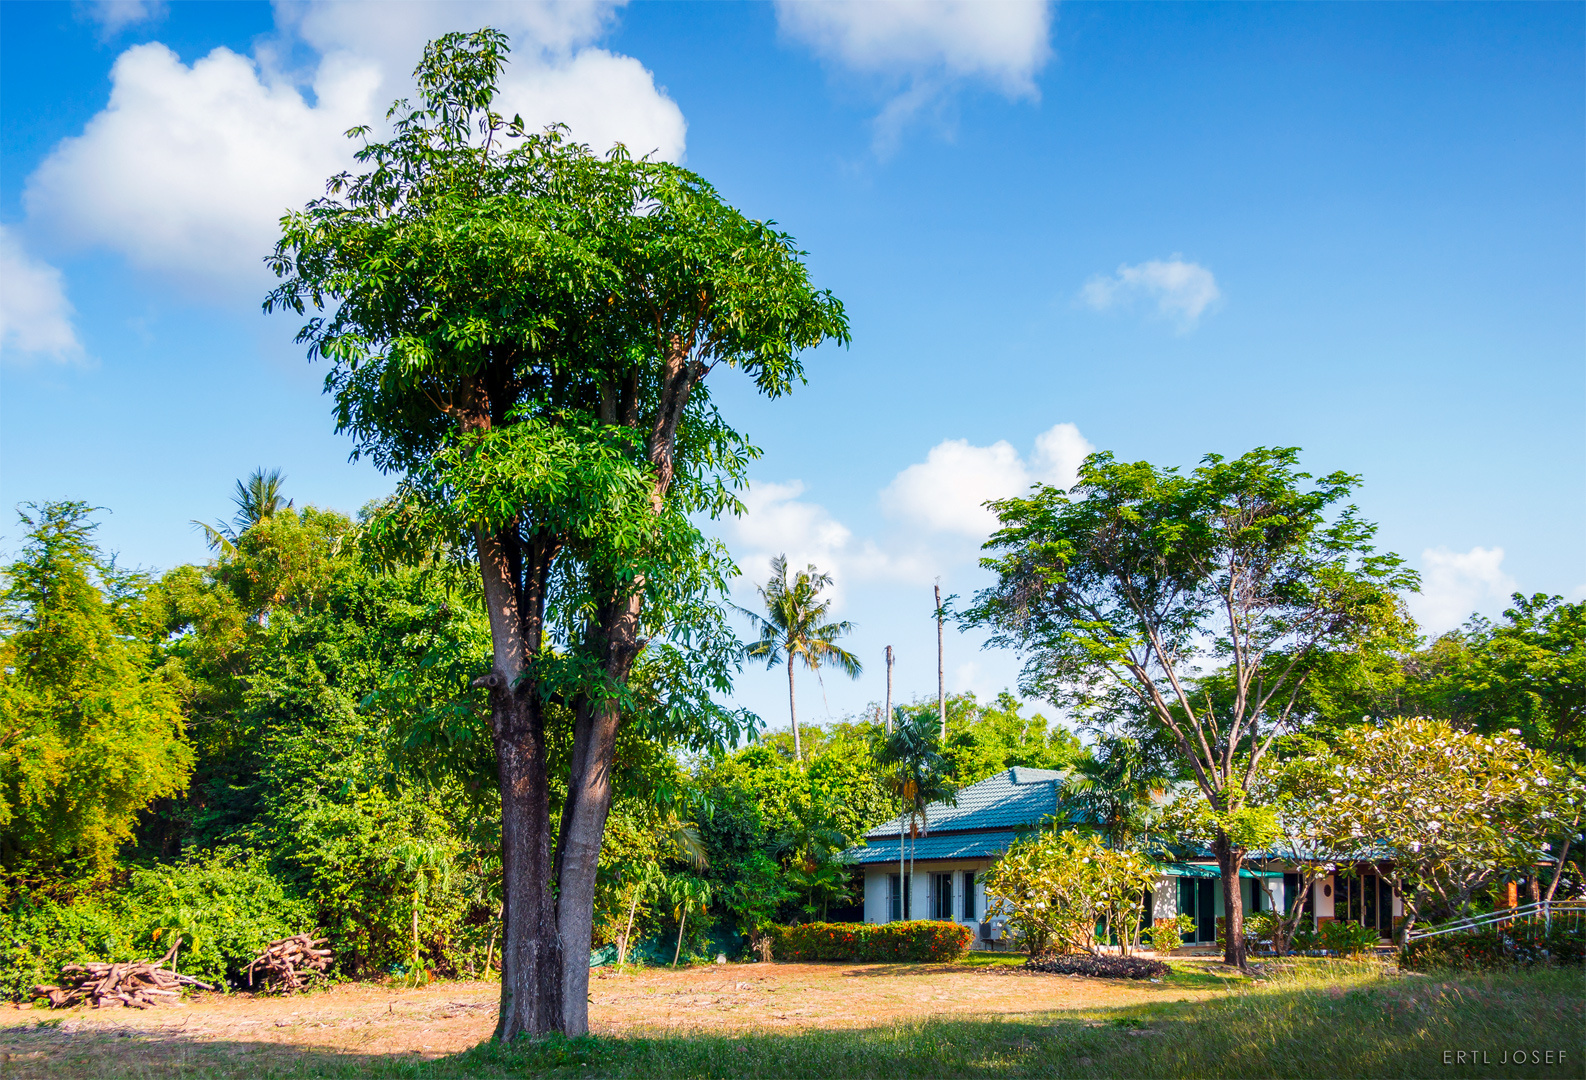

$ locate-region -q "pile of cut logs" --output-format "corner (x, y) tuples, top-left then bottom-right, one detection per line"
(33, 942), (214, 1009)
(247, 934), (333, 992)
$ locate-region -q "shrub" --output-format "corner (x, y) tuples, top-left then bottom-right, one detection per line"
(1400, 923), (1585, 971)
(0, 896), (128, 1003)
(123, 849), (313, 988)
(768, 921), (972, 963)
(1025, 953), (1169, 979)
(1291, 926), (1323, 953)
(1148, 915), (1192, 953)
(0, 851), (312, 1001)
(1320, 919), (1380, 956)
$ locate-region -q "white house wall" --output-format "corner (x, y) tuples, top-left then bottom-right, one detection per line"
(1314, 876), (1335, 919)
(862, 862), (989, 928)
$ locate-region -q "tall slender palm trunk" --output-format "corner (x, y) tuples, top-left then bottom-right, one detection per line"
(788, 656), (802, 761)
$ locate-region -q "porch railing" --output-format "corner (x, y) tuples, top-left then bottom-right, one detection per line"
(1402, 900), (1586, 944)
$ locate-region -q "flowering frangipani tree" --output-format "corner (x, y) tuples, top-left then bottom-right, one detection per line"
(1314, 717), (1580, 931)
(983, 830), (1161, 957)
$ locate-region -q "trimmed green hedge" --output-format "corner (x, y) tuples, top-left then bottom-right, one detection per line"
(769, 921), (973, 963)
(1400, 923), (1585, 971)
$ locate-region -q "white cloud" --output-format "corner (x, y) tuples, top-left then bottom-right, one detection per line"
(1030, 421), (1093, 490)
(82, 1), (167, 37)
(882, 438), (1025, 536)
(279, 1), (685, 160)
(1408, 546), (1519, 636)
(23, 2), (684, 295)
(1080, 256), (1222, 331)
(24, 43), (381, 294)
(775, 0), (1052, 152)
(0, 226), (82, 362)
(880, 421), (1094, 537)
(728, 480), (932, 605)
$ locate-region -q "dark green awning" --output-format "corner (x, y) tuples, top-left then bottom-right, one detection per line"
(1160, 863), (1284, 879)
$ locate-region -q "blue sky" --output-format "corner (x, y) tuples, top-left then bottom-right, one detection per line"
(2, 1), (1582, 735)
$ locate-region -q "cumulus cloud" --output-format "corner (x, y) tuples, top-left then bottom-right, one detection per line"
(728, 480), (933, 605)
(25, 43), (380, 294)
(280, 2), (685, 160)
(1408, 546), (1519, 636)
(0, 226), (82, 362)
(24, 2), (684, 295)
(1080, 257), (1222, 331)
(775, 0), (1052, 153)
(81, 1), (166, 37)
(880, 421), (1094, 537)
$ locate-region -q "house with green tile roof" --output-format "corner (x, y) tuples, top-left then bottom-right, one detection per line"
(843, 767), (1401, 949)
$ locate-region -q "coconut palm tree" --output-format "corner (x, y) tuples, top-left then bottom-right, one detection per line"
(193, 467), (293, 552)
(740, 555), (862, 761)
(1057, 734), (1166, 849)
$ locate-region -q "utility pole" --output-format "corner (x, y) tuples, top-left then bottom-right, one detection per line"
(884, 645), (894, 734)
(935, 582), (946, 741)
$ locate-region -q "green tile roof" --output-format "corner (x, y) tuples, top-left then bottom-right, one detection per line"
(862, 767), (1080, 841)
(843, 830), (1022, 864)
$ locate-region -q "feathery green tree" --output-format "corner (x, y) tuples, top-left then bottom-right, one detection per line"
(0, 503), (193, 896)
(965, 446), (1417, 968)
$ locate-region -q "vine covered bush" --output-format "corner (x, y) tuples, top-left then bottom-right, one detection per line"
(769, 921), (972, 962)
(1400, 924), (1585, 970)
(0, 850), (309, 1001)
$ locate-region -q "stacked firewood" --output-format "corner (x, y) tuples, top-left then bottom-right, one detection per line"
(33, 945), (214, 1009)
(247, 934), (333, 992)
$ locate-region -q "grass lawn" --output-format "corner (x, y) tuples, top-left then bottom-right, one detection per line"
(2, 959), (1579, 1078)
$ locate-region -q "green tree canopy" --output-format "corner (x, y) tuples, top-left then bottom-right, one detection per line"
(964, 446), (1417, 967)
(265, 28), (846, 1037)
(0, 503), (193, 896)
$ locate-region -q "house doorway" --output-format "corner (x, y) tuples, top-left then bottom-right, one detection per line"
(1178, 876), (1218, 944)
(1334, 872), (1395, 939)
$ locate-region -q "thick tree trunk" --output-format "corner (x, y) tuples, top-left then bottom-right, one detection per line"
(1214, 834), (1247, 969)
(491, 688), (562, 1039)
(553, 342), (697, 1035)
(789, 657), (802, 760)
(555, 693), (624, 1035)
(555, 594), (643, 1036)
(474, 523), (563, 1040)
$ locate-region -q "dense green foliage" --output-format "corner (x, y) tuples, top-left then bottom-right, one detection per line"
(0, 491), (1106, 1000)
(0, 503), (194, 894)
(1399, 923), (1585, 970)
(768, 920), (973, 962)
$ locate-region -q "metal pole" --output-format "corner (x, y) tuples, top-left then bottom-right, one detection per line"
(884, 645), (894, 734)
(935, 583), (946, 741)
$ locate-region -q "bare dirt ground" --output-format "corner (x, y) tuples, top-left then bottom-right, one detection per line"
(0, 959), (1232, 1076)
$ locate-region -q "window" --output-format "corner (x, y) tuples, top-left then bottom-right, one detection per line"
(963, 871), (977, 922)
(931, 873), (953, 920)
(889, 874), (911, 922)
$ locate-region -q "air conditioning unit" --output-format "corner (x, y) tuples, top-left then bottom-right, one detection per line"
(979, 921), (1003, 941)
